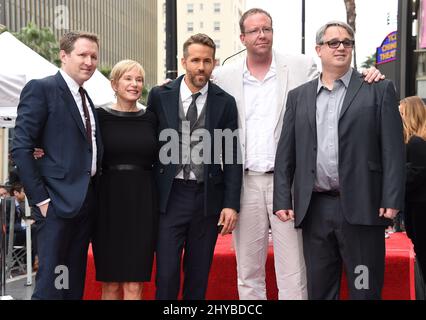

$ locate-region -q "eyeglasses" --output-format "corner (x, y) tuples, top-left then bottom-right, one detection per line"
(320, 39), (355, 49)
(243, 27), (273, 36)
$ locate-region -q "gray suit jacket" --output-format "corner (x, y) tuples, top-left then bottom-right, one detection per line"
(273, 70), (406, 227)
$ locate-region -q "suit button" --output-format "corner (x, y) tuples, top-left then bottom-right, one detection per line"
(209, 173), (213, 178)
(311, 170), (315, 174)
(314, 147), (317, 152)
(159, 168), (165, 174)
(87, 171), (91, 175)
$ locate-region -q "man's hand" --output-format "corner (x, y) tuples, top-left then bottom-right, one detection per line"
(39, 202), (49, 218)
(362, 66), (385, 83)
(275, 210), (295, 222)
(217, 208), (238, 236)
(379, 208), (399, 220)
(33, 148), (45, 159)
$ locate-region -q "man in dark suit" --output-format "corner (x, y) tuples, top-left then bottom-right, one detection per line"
(273, 21), (405, 300)
(148, 33), (242, 300)
(12, 31), (103, 300)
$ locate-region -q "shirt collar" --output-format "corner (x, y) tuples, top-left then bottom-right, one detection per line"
(243, 53), (277, 79)
(317, 68), (353, 94)
(59, 69), (82, 96)
(180, 77), (209, 101)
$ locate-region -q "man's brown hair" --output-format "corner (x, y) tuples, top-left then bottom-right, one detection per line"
(183, 33), (216, 59)
(60, 31), (99, 54)
(239, 8), (273, 33)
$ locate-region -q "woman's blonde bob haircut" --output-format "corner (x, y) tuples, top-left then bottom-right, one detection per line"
(110, 59), (145, 83)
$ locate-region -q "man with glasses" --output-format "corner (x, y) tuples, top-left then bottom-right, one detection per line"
(273, 21), (405, 299)
(213, 9), (383, 300)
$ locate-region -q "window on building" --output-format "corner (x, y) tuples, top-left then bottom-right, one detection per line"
(214, 3), (221, 13)
(187, 22), (194, 32)
(215, 40), (221, 49)
(214, 21), (220, 31)
(200, 3), (204, 11)
(187, 3), (194, 14)
(200, 22), (204, 29)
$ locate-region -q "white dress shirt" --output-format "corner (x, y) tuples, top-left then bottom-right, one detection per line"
(60, 70), (97, 176)
(243, 56), (278, 173)
(175, 78), (209, 180)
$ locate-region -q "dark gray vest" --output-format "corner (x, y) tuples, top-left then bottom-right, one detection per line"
(176, 97), (207, 183)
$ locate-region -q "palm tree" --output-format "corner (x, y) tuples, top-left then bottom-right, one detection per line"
(343, 0), (357, 69)
(13, 22), (60, 66)
(361, 53), (377, 68)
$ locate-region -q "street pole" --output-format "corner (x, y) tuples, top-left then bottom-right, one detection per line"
(302, 0), (306, 54)
(166, 0), (178, 80)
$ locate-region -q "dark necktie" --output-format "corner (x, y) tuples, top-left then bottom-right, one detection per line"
(78, 87), (92, 146)
(186, 92), (201, 130)
(183, 92), (201, 181)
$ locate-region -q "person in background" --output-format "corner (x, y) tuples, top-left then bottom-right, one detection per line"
(0, 185), (9, 198)
(9, 183), (38, 268)
(92, 59), (158, 300)
(9, 183), (26, 246)
(399, 96), (426, 296)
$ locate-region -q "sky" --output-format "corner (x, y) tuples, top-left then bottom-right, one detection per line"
(245, 0), (399, 69)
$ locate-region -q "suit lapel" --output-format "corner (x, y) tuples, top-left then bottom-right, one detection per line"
(307, 79), (318, 139)
(339, 70), (364, 120)
(233, 60), (245, 133)
(160, 77), (182, 130)
(206, 82), (225, 133)
(55, 72), (87, 140)
(274, 55), (289, 131)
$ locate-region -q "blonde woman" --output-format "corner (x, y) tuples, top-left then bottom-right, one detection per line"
(92, 60), (158, 300)
(400, 96), (426, 286)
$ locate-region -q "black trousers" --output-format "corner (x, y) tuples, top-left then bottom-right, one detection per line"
(155, 179), (218, 300)
(302, 193), (386, 300)
(31, 184), (95, 300)
(405, 202), (426, 278)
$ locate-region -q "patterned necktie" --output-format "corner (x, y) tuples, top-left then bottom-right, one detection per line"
(78, 87), (92, 146)
(183, 92), (201, 181)
(186, 92), (201, 130)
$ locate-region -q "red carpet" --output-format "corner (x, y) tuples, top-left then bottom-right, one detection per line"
(83, 232), (415, 300)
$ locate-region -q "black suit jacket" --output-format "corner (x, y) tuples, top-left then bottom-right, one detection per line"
(12, 72), (103, 218)
(147, 76), (242, 216)
(273, 70), (406, 227)
(406, 136), (426, 202)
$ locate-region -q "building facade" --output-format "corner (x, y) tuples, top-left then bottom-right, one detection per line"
(0, 0), (158, 87)
(157, 0), (246, 83)
(397, 0), (426, 99)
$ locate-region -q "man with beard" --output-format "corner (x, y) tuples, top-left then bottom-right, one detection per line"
(147, 33), (242, 300)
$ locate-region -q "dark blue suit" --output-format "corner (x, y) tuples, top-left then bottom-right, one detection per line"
(147, 76), (242, 299)
(12, 72), (103, 299)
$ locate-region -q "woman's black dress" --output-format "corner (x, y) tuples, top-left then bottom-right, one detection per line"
(93, 107), (158, 282)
